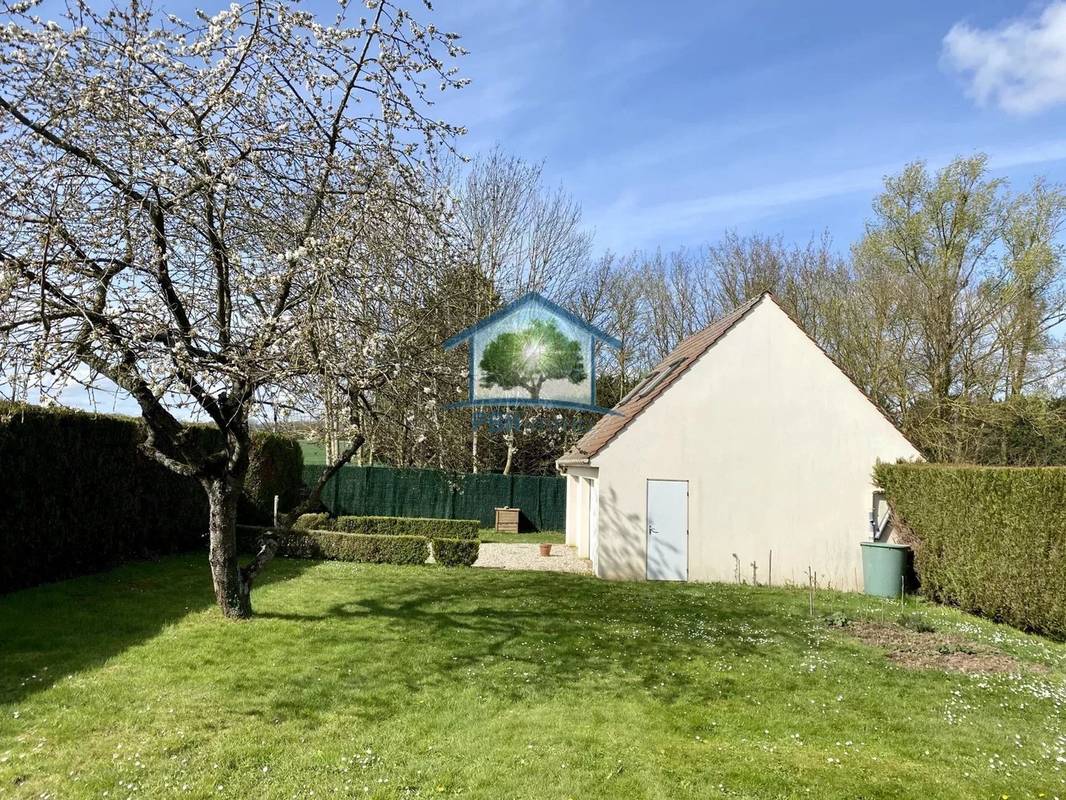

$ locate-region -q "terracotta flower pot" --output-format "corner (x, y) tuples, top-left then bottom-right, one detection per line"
(539, 543), (552, 557)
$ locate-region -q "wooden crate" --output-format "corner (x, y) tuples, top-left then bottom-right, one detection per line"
(494, 507), (520, 533)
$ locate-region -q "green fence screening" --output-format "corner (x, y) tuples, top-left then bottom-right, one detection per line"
(303, 465), (565, 531)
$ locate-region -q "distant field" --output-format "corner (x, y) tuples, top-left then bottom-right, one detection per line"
(298, 440), (332, 465)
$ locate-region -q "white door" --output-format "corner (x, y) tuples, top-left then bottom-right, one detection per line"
(646, 479), (688, 581)
(588, 479), (599, 573)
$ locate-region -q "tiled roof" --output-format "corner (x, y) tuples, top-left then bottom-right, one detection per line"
(557, 293), (767, 464)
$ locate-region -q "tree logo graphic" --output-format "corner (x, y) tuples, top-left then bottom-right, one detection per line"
(443, 291), (621, 419)
(479, 318), (587, 400)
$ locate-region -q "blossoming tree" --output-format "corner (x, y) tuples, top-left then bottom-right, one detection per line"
(0, 0), (466, 617)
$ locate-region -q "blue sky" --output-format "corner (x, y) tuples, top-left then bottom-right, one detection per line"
(11, 0), (1066, 414)
(428, 0), (1066, 254)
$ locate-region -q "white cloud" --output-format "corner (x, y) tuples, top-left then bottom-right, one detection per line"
(943, 2), (1066, 114)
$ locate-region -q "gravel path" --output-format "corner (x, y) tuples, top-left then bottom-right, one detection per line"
(474, 543), (592, 574)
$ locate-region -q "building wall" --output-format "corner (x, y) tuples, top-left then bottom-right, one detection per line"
(565, 474), (580, 548)
(563, 465), (598, 557)
(589, 298), (921, 590)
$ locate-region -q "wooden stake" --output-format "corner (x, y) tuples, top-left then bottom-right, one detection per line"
(768, 550), (772, 587)
(807, 566), (815, 617)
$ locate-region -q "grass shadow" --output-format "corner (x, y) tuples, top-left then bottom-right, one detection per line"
(255, 566), (818, 708)
(0, 551), (312, 705)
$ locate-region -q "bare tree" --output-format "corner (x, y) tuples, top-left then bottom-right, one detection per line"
(570, 252), (647, 401)
(456, 147), (592, 302)
(0, 0), (466, 617)
(451, 147), (592, 473)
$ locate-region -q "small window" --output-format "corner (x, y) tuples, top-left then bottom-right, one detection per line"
(617, 375), (653, 406)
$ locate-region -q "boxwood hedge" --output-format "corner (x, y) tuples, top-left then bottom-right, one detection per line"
(292, 513), (479, 540)
(239, 525), (429, 565)
(292, 512), (330, 531)
(874, 462), (1066, 638)
(432, 538), (480, 567)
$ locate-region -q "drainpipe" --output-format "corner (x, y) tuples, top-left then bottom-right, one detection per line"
(869, 490), (890, 541)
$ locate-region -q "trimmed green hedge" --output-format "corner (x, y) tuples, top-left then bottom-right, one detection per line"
(239, 526), (482, 568)
(293, 513), (479, 540)
(0, 403), (208, 592)
(432, 538), (480, 567)
(0, 403), (305, 593)
(238, 525), (429, 565)
(874, 462), (1066, 638)
(292, 512), (330, 531)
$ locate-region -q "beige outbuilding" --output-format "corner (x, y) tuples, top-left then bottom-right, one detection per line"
(557, 292), (921, 591)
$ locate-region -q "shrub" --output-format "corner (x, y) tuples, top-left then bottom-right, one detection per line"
(0, 403), (208, 593)
(239, 525), (428, 565)
(293, 512), (332, 531)
(241, 433), (304, 524)
(432, 538), (480, 567)
(0, 403), (307, 593)
(897, 612), (936, 634)
(874, 462), (1066, 638)
(331, 515), (480, 539)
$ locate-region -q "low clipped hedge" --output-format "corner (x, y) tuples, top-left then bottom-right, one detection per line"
(292, 512), (330, 531)
(874, 462), (1066, 638)
(432, 538), (480, 567)
(239, 525), (429, 565)
(292, 513), (479, 540)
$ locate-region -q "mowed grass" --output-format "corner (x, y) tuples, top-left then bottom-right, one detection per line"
(1, 557), (1064, 799)
(477, 529), (565, 544)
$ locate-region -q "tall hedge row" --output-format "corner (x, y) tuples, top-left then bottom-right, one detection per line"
(0, 403), (207, 592)
(0, 403), (303, 593)
(242, 434), (305, 524)
(874, 462), (1066, 638)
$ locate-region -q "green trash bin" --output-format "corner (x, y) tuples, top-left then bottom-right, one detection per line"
(860, 541), (911, 598)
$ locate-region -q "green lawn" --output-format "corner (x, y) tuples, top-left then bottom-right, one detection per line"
(478, 528), (565, 544)
(2, 557), (1064, 799)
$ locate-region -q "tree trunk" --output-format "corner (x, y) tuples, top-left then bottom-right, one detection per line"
(280, 434), (365, 527)
(206, 478), (251, 619)
(502, 434), (516, 476)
